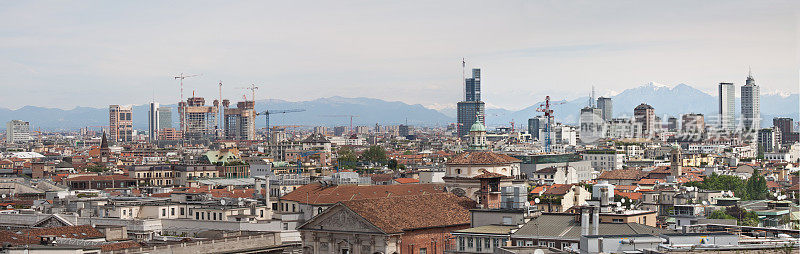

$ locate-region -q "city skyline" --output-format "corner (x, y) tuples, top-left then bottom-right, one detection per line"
(0, 1), (797, 111)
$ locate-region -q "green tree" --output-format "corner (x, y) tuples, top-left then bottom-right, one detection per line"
(707, 209), (736, 220)
(360, 145), (387, 163)
(387, 159), (398, 170)
(745, 170), (769, 200)
(337, 147), (358, 169)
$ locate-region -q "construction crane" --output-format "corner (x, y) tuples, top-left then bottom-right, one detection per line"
(535, 96), (565, 153)
(257, 109), (306, 141)
(173, 73), (200, 134)
(321, 115), (359, 130)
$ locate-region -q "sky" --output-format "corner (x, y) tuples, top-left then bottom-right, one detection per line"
(0, 0), (798, 111)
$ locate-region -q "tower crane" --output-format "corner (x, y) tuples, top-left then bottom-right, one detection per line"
(257, 109), (306, 141)
(535, 96), (565, 153)
(173, 73), (200, 134)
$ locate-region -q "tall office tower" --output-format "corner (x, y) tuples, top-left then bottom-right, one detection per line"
(465, 68), (481, 102)
(596, 97), (613, 122)
(157, 107), (172, 130)
(634, 103), (655, 137)
(528, 116), (547, 140)
(580, 107), (605, 141)
(741, 72), (760, 131)
(179, 97), (219, 140)
(457, 101), (485, 137)
(333, 126), (348, 136)
(773, 117), (794, 134)
(148, 102), (159, 142)
(109, 105), (133, 143)
(681, 113), (706, 133)
(5, 120), (31, 143)
(399, 124), (412, 137)
(718, 82), (736, 132)
(223, 101), (256, 140)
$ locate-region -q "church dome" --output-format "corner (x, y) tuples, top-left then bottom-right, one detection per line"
(469, 120), (486, 132)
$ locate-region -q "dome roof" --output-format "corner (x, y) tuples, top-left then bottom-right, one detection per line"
(469, 120), (486, 132)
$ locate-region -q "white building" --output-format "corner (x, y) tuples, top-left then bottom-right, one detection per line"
(582, 150), (625, 172)
(5, 120), (31, 143)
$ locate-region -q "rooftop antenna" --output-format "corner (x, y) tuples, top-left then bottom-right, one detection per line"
(462, 58), (467, 101)
(748, 66), (753, 78)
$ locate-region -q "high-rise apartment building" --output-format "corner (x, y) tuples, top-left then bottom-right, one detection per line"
(773, 117), (794, 135)
(109, 105), (133, 143)
(5, 120), (31, 143)
(157, 107), (172, 130)
(528, 116), (546, 140)
(399, 124), (412, 137)
(634, 103), (655, 137)
(223, 101), (256, 140)
(681, 113), (706, 133)
(758, 127), (781, 153)
(465, 68), (481, 102)
(667, 117), (678, 132)
(718, 82), (735, 131)
(179, 97), (219, 140)
(148, 102), (159, 142)
(457, 101), (485, 137)
(741, 72), (760, 130)
(596, 97), (613, 122)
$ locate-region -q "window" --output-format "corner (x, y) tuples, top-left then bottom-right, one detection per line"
(318, 207), (323, 214)
(180, 207), (185, 215)
(485, 237), (491, 249)
(161, 209), (166, 217)
(171, 208), (175, 216)
(201, 212), (205, 220)
(561, 242), (570, 250)
(612, 219), (623, 223)
(467, 237), (473, 248)
(548, 242), (555, 248)
(538, 240), (546, 246)
(195, 212), (199, 220)
(459, 237), (465, 251)
(502, 216), (512, 225)
(260, 210), (264, 217)
(419, 248), (426, 254)
(493, 238), (500, 248)
(476, 238), (482, 251)
(283, 223), (289, 230)
(213, 213), (217, 220)
(292, 204), (296, 212)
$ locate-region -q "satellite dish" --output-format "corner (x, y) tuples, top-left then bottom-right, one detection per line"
(534, 250), (545, 254)
(1, 194), (6, 199)
(534, 198), (540, 204)
(702, 201), (708, 205)
(621, 198), (626, 203)
(220, 199), (226, 205)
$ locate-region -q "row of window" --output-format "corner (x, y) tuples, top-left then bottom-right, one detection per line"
(457, 236), (506, 251)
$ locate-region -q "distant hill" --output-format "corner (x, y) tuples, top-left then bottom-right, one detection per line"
(0, 96), (454, 131)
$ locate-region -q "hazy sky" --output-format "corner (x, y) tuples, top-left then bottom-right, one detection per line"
(0, 1), (797, 110)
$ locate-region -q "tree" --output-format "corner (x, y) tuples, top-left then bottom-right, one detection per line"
(337, 147), (358, 169)
(360, 146), (387, 163)
(725, 206), (760, 227)
(707, 209), (735, 220)
(387, 159), (398, 170)
(745, 170), (769, 200)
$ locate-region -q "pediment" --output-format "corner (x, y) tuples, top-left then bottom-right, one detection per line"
(299, 205), (383, 234)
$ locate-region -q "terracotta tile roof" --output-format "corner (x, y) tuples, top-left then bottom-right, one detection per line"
(341, 193), (475, 233)
(0, 231), (38, 245)
(766, 181), (781, 189)
(20, 225), (104, 239)
(530, 186), (547, 194)
(598, 169), (646, 180)
(541, 184), (573, 196)
(615, 185), (639, 192)
(473, 172), (508, 179)
(446, 151), (520, 165)
(394, 178), (420, 184)
(370, 173), (394, 182)
(636, 179), (662, 185)
(281, 183), (445, 205)
(100, 240), (141, 251)
(615, 192), (642, 201)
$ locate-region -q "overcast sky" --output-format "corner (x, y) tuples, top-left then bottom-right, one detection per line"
(0, 1), (797, 110)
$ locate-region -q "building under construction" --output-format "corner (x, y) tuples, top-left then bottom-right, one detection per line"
(178, 97), (219, 141)
(224, 100), (256, 140)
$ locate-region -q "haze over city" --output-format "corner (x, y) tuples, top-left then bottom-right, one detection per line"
(1, 1), (798, 110)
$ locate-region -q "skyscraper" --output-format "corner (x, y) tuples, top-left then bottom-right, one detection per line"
(773, 117), (793, 134)
(157, 107), (172, 130)
(179, 97), (219, 140)
(580, 107), (605, 141)
(528, 116), (546, 140)
(465, 68), (481, 102)
(5, 120), (31, 143)
(741, 71), (760, 130)
(457, 65), (485, 138)
(634, 103), (655, 137)
(148, 102), (159, 142)
(681, 113), (706, 133)
(457, 101), (485, 137)
(109, 105), (133, 143)
(596, 97), (613, 122)
(718, 82), (735, 132)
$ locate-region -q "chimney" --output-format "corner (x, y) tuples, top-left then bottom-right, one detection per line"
(593, 206), (600, 235)
(581, 207), (590, 236)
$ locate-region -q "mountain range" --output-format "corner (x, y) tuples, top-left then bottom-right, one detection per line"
(0, 83), (797, 131)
